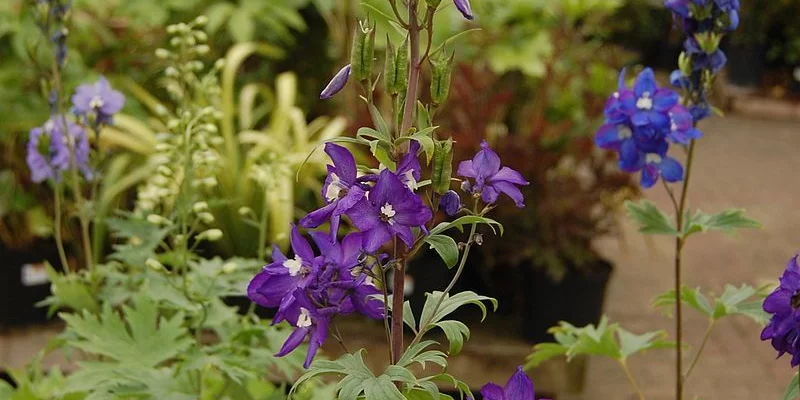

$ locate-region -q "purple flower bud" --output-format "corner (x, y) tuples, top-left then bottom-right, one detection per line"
(320, 64), (351, 100)
(453, 0), (474, 20)
(440, 190), (461, 216)
(460, 180), (472, 193)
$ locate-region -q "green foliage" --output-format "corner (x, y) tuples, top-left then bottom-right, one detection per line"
(525, 316), (674, 369)
(682, 209), (762, 238)
(624, 199), (678, 236)
(429, 215), (504, 236)
(424, 234), (459, 269)
(783, 373), (799, 400)
(653, 284), (771, 325)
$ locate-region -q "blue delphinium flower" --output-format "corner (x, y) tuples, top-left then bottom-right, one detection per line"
(595, 68), (697, 188)
(26, 115), (92, 183)
(299, 143), (368, 239)
(761, 255), (800, 367)
(347, 168), (433, 252)
(457, 141), (529, 207)
(440, 190), (462, 216)
(480, 366), (547, 400)
(71, 76), (125, 127)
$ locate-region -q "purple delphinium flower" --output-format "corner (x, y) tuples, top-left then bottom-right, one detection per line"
(396, 140), (422, 191)
(274, 290), (331, 368)
(480, 367), (547, 400)
(320, 64), (351, 100)
(453, 0), (474, 20)
(26, 115), (92, 183)
(761, 255), (800, 367)
(595, 69), (695, 188)
(299, 143), (367, 239)
(347, 169), (433, 252)
(457, 141), (529, 208)
(71, 77), (125, 126)
(440, 190), (462, 216)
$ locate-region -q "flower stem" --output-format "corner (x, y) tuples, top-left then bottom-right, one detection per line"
(673, 138), (697, 400)
(391, 257), (406, 364)
(380, 263), (394, 363)
(683, 319), (716, 382)
(399, 0), (420, 138)
(620, 360), (646, 400)
(53, 187), (70, 273)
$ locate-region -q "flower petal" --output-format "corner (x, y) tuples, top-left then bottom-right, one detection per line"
(290, 225), (315, 261)
(492, 181), (526, 208)
(457, 160), (477, 178)
(634, 68), (657, 98)
(324, 143), (357, 182)
(490, 166), (529, 186)
(479, 383), (505, 400)
(503, 366), (535, 400)
(473, 141), (502, 177)
(658, 157), (684, 182)
(275, 327), (309, 357)
(362, 225), (393, 253)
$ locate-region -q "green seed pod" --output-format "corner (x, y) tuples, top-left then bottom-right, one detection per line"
(395, 37), (410, 95)
(350, 20), (376, 82)
(430, 50), (455, 106)
(384, 37), (398, 95)
(432, 138), (454, 195)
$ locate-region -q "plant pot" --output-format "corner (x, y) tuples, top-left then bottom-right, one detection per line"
(521, 259), (613, 343)
(726, 43), (766, 88)
(0, 240), (57, 328)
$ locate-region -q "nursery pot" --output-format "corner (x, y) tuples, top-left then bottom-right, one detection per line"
(521, 260), (613, 343)
(0, 240), (57, 328)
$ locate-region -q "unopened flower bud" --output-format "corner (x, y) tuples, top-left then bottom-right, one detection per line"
(320, 64), (351, 100)
(192, 202), (209, 212)
(198, 212), (215, 224)
(146, 258), (164, 271)
(222, 262), (237, 274)
(195, 45), (210, 55)
(439, 190), (462, 216)
(155, 48), (170, 59)
(460, 180), (472, 193)
(453, 0), (474, 20)
(147, 214), (168, 225)
(238, 206), (253, 216)
(194, 15), (208, 26)
(198, 229), (223, 242)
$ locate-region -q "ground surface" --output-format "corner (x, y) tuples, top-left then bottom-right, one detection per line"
(1, 115), (798, 399)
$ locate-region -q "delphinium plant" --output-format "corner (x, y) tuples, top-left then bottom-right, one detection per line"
(245, 0), (548, 399)
(2, 5), (330, 399)
(527, 1), (771, 400)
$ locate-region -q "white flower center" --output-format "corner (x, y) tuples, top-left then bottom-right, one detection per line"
(297, 307), (312, 328)
(89, 96), (105, 109)
(636, 92), (653, 110)
(645, 153), (662, 164)
(613, 91), (620, 99)
(325, 173), (347, 202)
(283, 256), (303, 276)
(380, 203), (396, 225)
(617, 125), (632, 139)
(401, 170), (418, 191)
(364, 276), (375, 286)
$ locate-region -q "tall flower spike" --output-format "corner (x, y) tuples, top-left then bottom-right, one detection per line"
(457, 141), (529, 208)
(320, 64), (351, 100)
(72, 76), (125, 125)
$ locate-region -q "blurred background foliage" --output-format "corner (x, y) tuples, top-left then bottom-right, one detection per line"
(2, 0), (799, 272)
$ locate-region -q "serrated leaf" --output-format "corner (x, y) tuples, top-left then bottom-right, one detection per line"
(419, 291), (498, 332)
(654, 284), (768, 323)
(653, 286), (713, 318)
(423, 373), (474, 400)
(429, 215), (504, 236)
(435, 320), (470, 355)
(397, 341), (446, 370)
(524, 343), (569, 369)
(106, 217), (169, 267)
(625, 200), (678, 236)
(363, 375), (405, 400)
(617, 328), (674, 360)
(357, 127), (391, 144)
(424, 234), (459, 269)
(683, 209), (761, 238)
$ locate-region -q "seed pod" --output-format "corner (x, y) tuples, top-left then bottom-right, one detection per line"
(432, 138), (454, 195)
(395, 37), (410, 95)
(350, 20), (376, 82)
(384, 37), (398, 95)
(430, 50), (455, 106)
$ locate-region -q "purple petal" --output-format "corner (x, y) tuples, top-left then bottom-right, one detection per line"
(634, 68), (657, 98)
(324, 143), (357, 183)
(503, 367), (535, 400)
(362, 225), (393, 253)
(370, 169), (406, 207)
(290, 225), (315, 261)
(340, 232), (364, 266)
(457, 160), (477, 178)
(389, 224), (415, 247)
(653, 88), (679, 112)
(489, 167), (529, 186)
(479, 383), (504, 400)
(492, 181), (526, 208)
(304, 318), (330, 368)
(640, 164), (659, 188)
(481, 185), (500, 204)
(658, 157), (684, 183)
(248, 271), (298, 308)
(453, 0), (474, 20)
(764, 289), (792, 314)
(299, 201), (337, 229)
(473, 141), (502, 177)
(595, 124), (623, 150)
(333, 185), (366, 216)
(275, 327), (309, 357)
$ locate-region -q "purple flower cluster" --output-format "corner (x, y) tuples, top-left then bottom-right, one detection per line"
(249, 140), (527, 367)
(595, 68), (701, 188)
(665, 0), (740, 121)
(248, 227), (383, 367)
(761, 255), (800, 367)
(26, 115), (91, 183)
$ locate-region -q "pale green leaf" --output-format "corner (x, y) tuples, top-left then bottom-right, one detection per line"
(424, 234), (459, 269)
(625, 200), (678, 236)
(435, 320), (470, 355)
(429, 215), (504, 236)
(783, 374), (799, 400)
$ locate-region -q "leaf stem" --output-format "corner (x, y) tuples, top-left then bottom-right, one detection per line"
(620, 360), (646, 400)
(380, 262), (394, 364)
(53, 186), (70, 273)
(683, 319), (716, 382)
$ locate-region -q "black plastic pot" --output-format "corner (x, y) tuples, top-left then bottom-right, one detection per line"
(521, 260), (613, 344)
(726, 43), (766, 88)
(0, 240), (57, 328)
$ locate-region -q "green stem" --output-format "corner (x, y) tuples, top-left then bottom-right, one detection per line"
(380, 262), (394, 364)
(399, 0), (420, 138)
(683, 319), (716, 382)
(673, 138), (697, 400)
(53, 187), (70, 273)
(257, 188), (270, 261)
(620, 360), (646, 400)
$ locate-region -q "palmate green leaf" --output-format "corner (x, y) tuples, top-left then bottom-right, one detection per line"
(424, 234), (459, 268)
(653, 284), (769, 324)
(422, 373), (473, 400)
(419, 291), (498, 331)
(60, 295), (193, 368)
(617, 328), (674, 360)
(38, 264), (99, 315)
(783, 373), (799, 400)
(683, 208), (762, 238)
(434, 320), (470, 355)
(624, 200), (678, 236)
(395, 126), (437, 163)
(524, 343), (569, 369)
(106, 217), (170, 267)
(429, 215), (504, 236)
